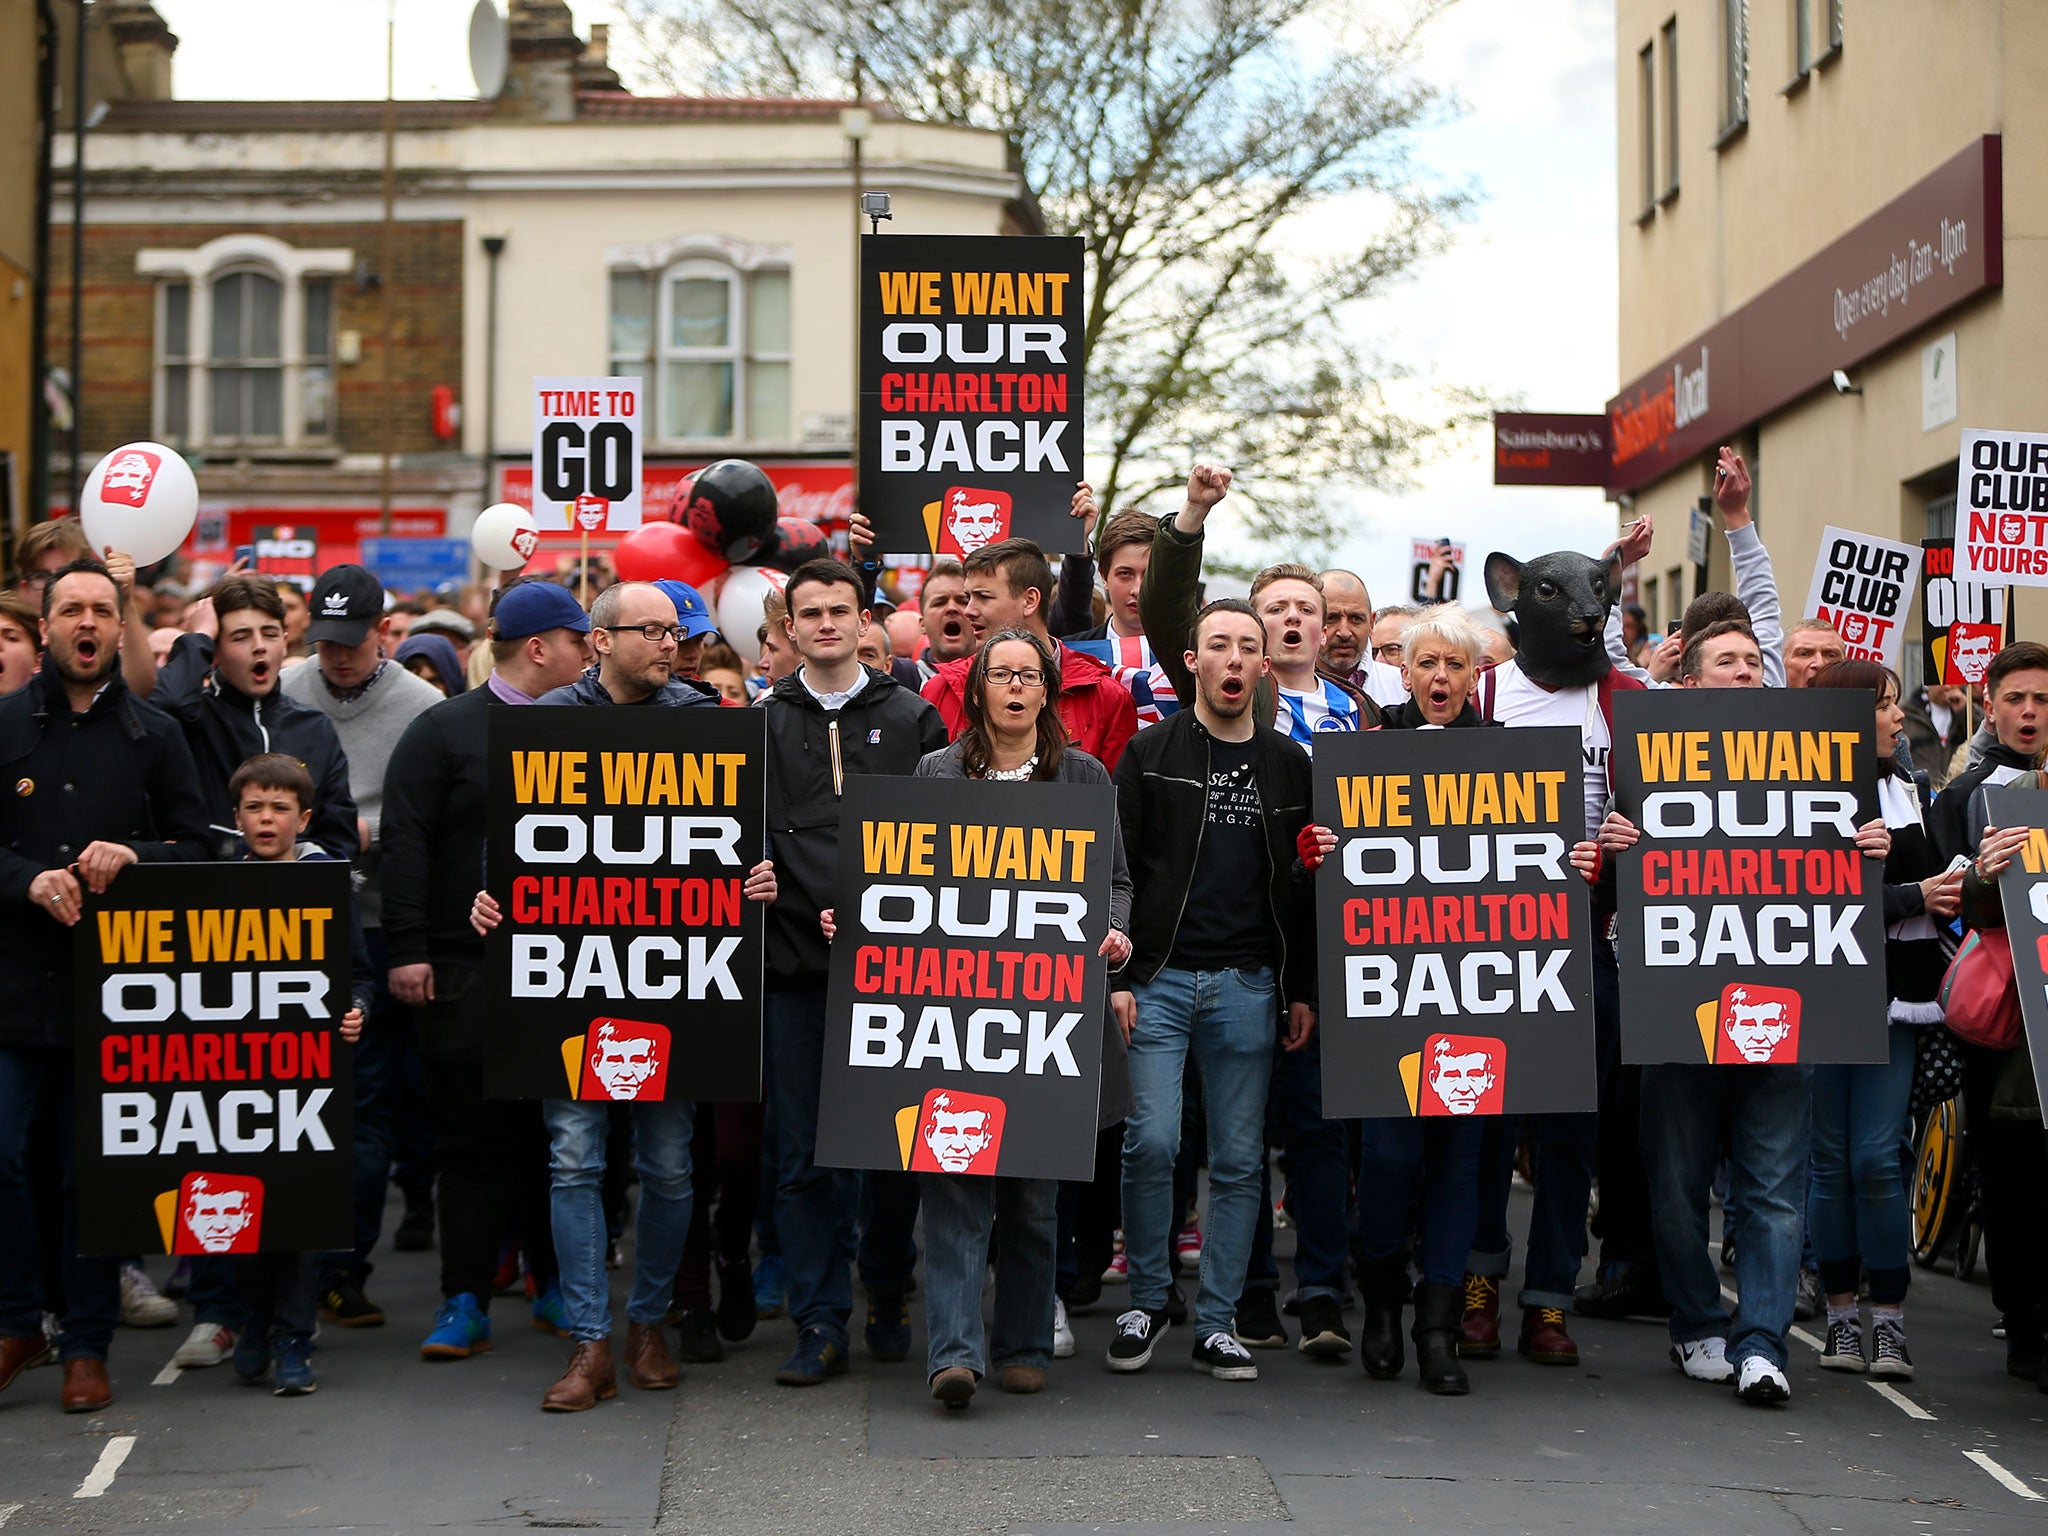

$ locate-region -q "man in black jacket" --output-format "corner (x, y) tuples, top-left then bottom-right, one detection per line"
(1107, 596), (1317, 1384)
(0, 560), (213, 1413)
(761, 559), (948, 1386)
(154, 573), (358, 861)
(380, 577), (590, 1362)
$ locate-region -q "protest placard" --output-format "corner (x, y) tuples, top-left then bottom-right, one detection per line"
(484, 707), (766, 1100)
(1612, 689), (1885, 1064)
(1956, 428), (2048, 587)
(531, 377), (644, 533)
(1313, 728), (1595, 1118)
(1802, 525), (1921, 668)
(815, 776), (1113, 1181)
(1409, 539), (1465, 604)
(1921, 537), (2009, 685)
(75, 862), (354, 1256)
(1986, 785), (2048, 1109)
(859, 235), (1086, 557)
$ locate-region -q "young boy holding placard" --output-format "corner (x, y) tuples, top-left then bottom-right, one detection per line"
(224, 753), (372, 1395)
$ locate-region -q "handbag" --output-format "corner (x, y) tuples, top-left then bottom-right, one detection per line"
(1937, 926), (2024, 1051)
(1910, 1025), (1967, 1112)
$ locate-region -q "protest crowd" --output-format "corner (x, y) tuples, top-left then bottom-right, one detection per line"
(7, 442), (2048, 1432)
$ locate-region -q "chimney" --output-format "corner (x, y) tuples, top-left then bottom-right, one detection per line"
(576, 23), (626, 93)
(102, 0), (178, 102)
(502, 0), (583, 121)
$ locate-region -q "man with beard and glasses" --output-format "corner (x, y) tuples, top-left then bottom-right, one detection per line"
(0, 559), (212, 1414)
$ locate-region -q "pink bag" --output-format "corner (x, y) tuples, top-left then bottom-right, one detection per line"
(1939, 927), (2023, 1051)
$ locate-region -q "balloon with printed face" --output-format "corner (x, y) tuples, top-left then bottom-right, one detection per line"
(758, 516), (831, 572)
(681, 459), (780, 563)
(80, 442), (199, 564)
(471, 502), (542, 570)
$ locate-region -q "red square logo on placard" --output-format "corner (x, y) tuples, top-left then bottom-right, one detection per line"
(174, 1172), (265, 1255)
(936, 487), (1013, 559)
(908, 1088), (1007, 1175)
(1946, 623), (2001, 685)
(1419, 1033), (1507, 1116)
(101, 448), (162, 508)
(577, 1018), (673, 1101)
(573, 494), (609, 531)
(1714, 984), (1802, 1064)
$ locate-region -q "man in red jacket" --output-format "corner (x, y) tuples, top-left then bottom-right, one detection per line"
(921, 537), (1138, 772)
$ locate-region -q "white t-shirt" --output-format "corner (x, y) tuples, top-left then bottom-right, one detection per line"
(1354, 656), (1410, 709)
(1489, 661), (1610, 838)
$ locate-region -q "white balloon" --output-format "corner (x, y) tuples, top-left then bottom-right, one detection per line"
(472, 502), (541, 570)
(79, 442), (199, 565)
(715, 564), (788, 664)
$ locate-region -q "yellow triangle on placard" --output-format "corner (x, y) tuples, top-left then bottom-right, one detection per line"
(1398, 1053), (1422, 1116)
(153, 1190), (177, 1254)
(895, 1105), (919, 1169)
(921, 500), (942, 554)
(561, 1036), (583, 1096)
(1696, 1001), (1718, 1062)
(1931, 634), (1949, 682)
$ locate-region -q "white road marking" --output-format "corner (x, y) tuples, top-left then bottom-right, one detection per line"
(1866, 1382), (1935, 1420)
(151, 1357), (182, 1386)
(0, 1502), (23, 1528)
(73, 1435), (136, 1499)
(1964, 1450), (2044, 1502)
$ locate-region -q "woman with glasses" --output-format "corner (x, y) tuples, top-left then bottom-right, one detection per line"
(824, 628), (1134, 1407)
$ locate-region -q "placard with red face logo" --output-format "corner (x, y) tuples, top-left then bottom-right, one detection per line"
(163, 1171), (266, 1255)
(531, 376), (644, 533)
(1703, 983), (1803, 1064)
(901, 1087), (1008, 1175)
(858, 234), (1086, 557)
(1800, 525), (1920, 670)
(1945, 622), (2003, 685)
(1921, 539), (2011, 684)
(1956, 428), (2048, 588)
(1413, 1033), (1508, 1116)
(571, 1017), (673, 1101)
(1984, 786), (2048, 1114)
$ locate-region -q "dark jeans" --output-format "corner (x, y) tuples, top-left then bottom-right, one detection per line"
(318, 926), (403, 1287)
(674, 1100), (764, 1311)
(1470, 940), (1620, 1307)
(1587, 943), (1655, 1270)
(1357, 1116), (1483, 1287)
(1056, 1124), (1124, 1300)
(765, 988), (859, 1347)
(0, 1046), (120, 1361)
(857, 1170), (921, 1296)
(1962, 1042), (2048, 1335)
(416, 963), (556, 1305)
(237, 1252), (317, 1341)
(1243, 1035), (1350, 1299)
(187, 1255), (245, 1329)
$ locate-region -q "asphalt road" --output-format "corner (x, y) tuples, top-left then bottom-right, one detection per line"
(1, 1186), (2043, 1536)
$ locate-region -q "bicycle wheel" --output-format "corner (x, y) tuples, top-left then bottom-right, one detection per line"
(1910, 1097), (1962, 1268)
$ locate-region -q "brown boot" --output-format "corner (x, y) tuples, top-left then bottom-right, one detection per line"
(624, 1321), (679, 1391)
(541, 1340), (617, 1412)
(61, 1358), (112, 1413)
(998, 1364), (1045, 1394)
(929, 1366), (976, 1407)
(0, 1332), (49, 1395)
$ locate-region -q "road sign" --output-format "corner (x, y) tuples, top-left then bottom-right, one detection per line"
(360, 537), (471, 593)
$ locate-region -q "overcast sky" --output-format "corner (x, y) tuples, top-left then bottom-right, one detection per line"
(156, 0), (1619, 606)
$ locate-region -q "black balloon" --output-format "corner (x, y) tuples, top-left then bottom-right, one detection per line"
(681, 459), (779, 562)
(759, 516), (831, 572)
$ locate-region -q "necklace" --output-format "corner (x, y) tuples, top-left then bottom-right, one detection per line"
(984, 754), (1039, 782)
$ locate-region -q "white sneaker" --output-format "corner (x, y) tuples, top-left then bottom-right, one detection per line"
(174, 1321), (236, 1368)
(120, 1263), (179, 1328)
(1052, 1297), (1075, 1359)
(1736, 1355), (1791, 1404)
(1671, 1336), (1734, 1383)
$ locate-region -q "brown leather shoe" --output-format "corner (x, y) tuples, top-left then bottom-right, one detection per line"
(540, 1340), (617, 1411)
(998, 1364), (1045, 1394)
(1459, 1274), (1501, 1358)
(624, 1321), (679, 1391)
(1517, 1305), (1580, 1366)
(0, 1332), (49, 1394)
(61, 1358), (113, 1413)
(929, 1366), (976, 1407)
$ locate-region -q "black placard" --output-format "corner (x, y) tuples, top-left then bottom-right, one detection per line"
(1613, 689), (1886, 1064)
(1313, 728), (1595, 1117)
(859, 234), (1086, 557)
(75, 861), (355, 1256)
(1987, 786), (2048, 1110)
(485, 706), (766, 1100)
(815, 776), (1113, 1181)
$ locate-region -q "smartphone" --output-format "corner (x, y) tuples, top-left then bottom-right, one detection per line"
(233, 544), (254, 567)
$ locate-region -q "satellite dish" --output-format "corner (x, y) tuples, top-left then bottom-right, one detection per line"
(469, 0), (509, 100)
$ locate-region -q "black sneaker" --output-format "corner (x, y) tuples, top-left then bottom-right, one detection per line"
(1192, 1331), (1259, 1381)
(1572, 1261), (1672, 1321)
(1233, 1287), (1289, 1350)
(318, 1278), (385, 1328)
(675, 1307), (724, 1364)
(865, 1289), (911, 1363)
(393, 1199), (434, 1253)
(1106, 1308), (1168, 1372)
(1296, 1294), (1354, 1359)
(1818, 1317), (1866, 1373)
(1869, 1318), (1914, 1380)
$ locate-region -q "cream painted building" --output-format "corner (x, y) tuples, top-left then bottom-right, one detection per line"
(1610, 0), (2048, 676)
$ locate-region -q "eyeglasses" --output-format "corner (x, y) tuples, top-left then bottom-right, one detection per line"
(602, 623), (687, 645)
(985, 666), (1046, 687)
(1370, 642), (1407, 662)
(17, 571), (55, 592)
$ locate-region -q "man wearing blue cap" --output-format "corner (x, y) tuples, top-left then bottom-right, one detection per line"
(651, 579), (720, 681)
(381, 577), (594, 1362)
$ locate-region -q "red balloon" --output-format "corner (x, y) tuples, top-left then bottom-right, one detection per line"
(612, 523), (730, 586)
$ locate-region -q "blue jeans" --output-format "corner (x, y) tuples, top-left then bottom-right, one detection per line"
(1357, 1116), (1483, 1287)
(764, 988), (859, 1347)
(1469, 940), (1615, 1308)
(186, 1255), (245, 1329)
(919, 1172), (1057, 1378)
(1809, 1023), (1915, 1305)
(1643, 1062), (1812, 1371)
(1244, 1035), (1350, 1300)
(0, 1046), (119, 1360)
(543, 1097), (695, 1341)
(1121, 966), (1279, 1339)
